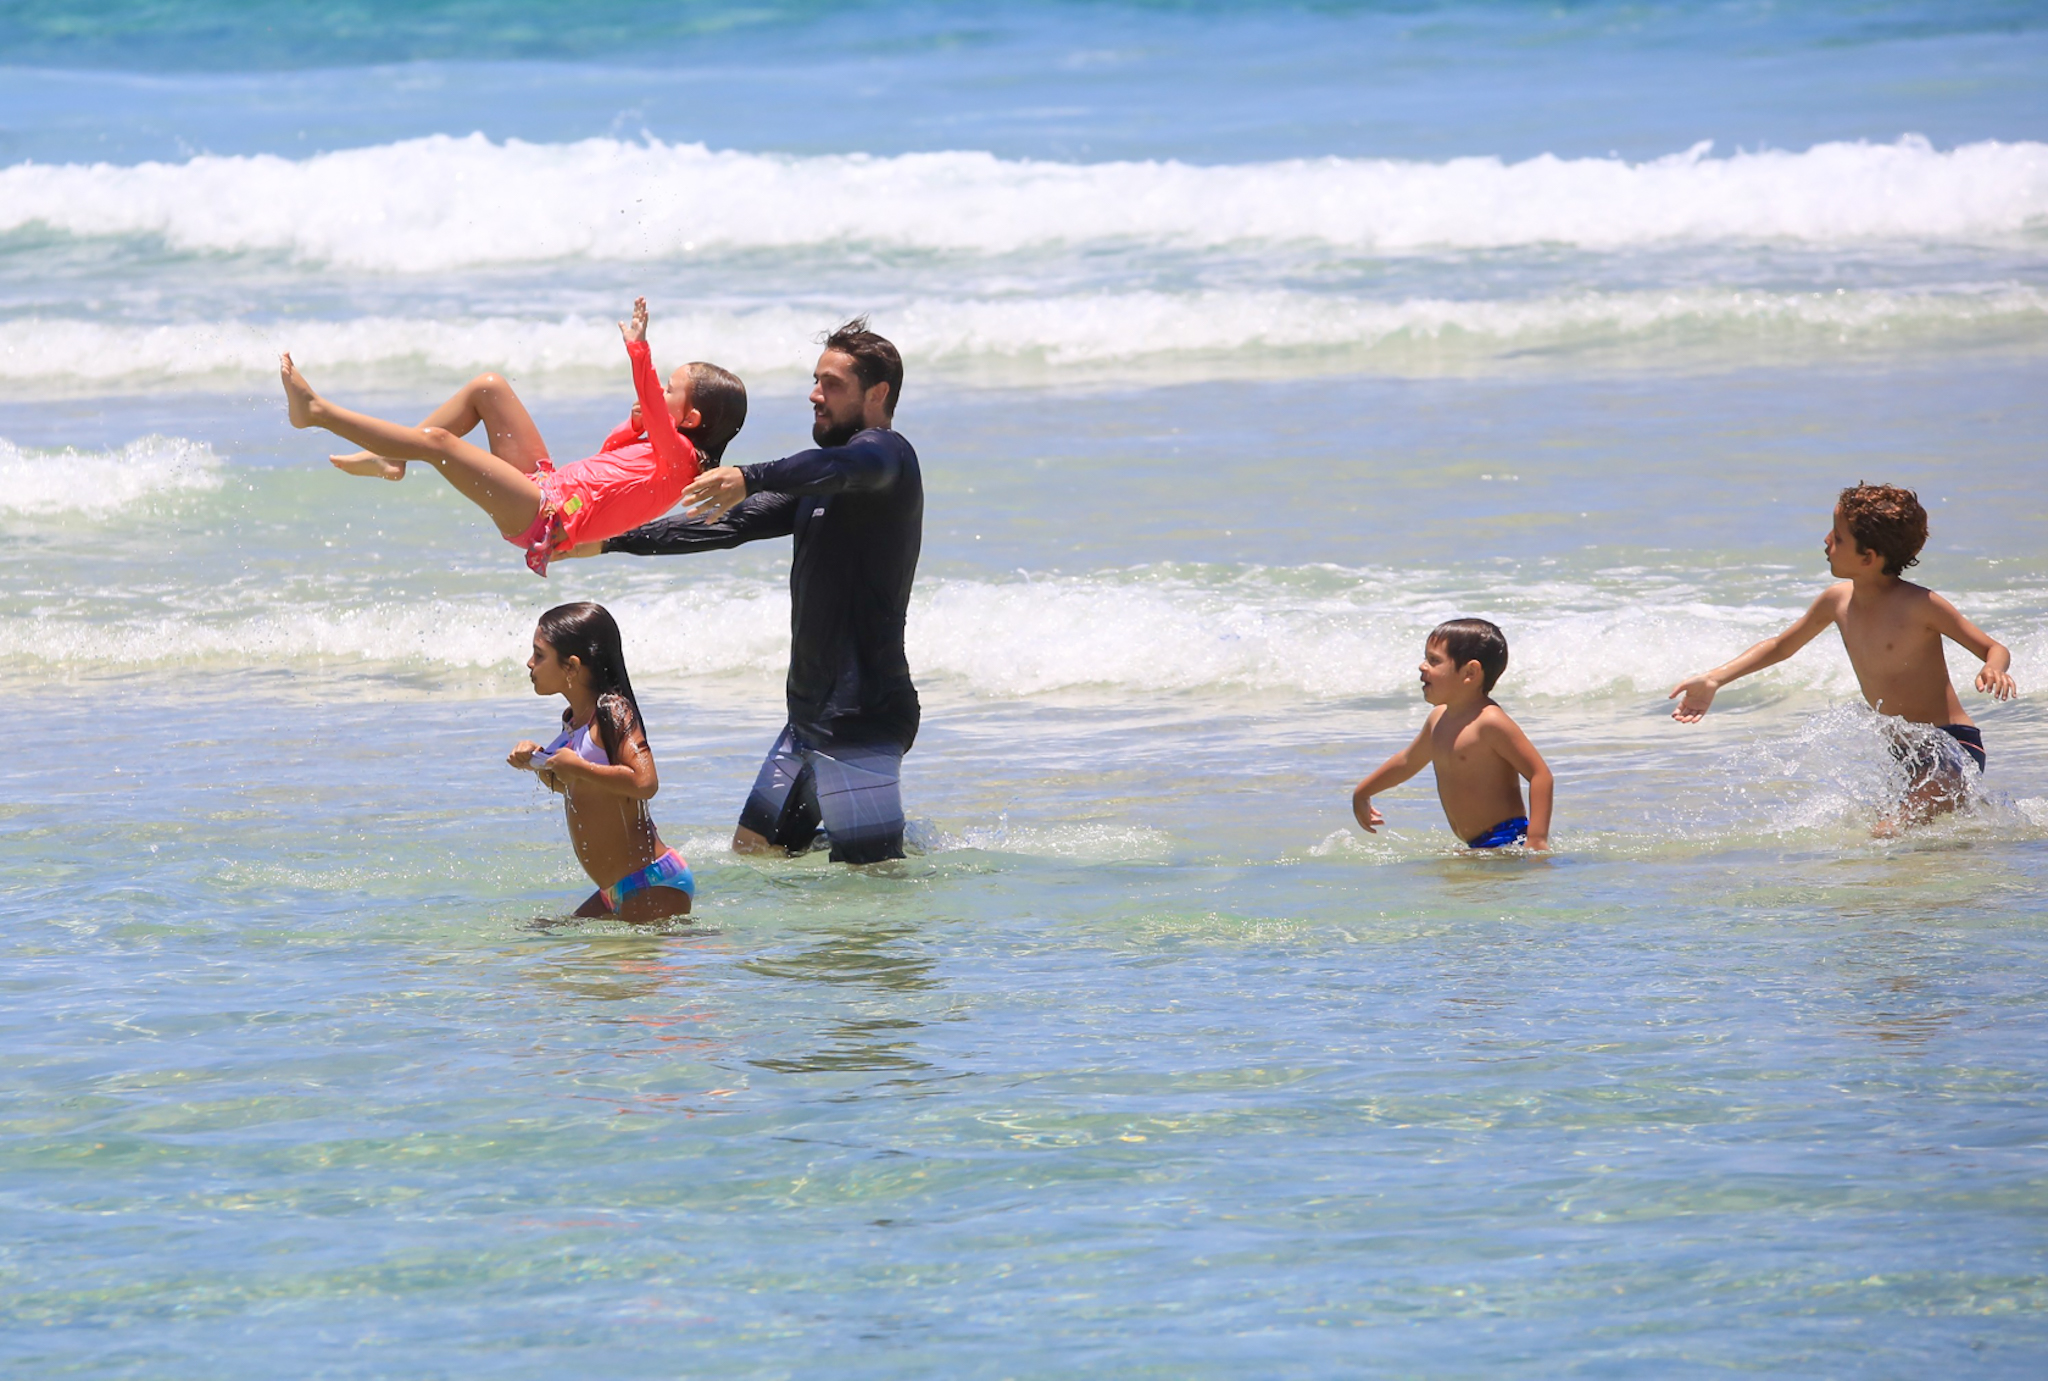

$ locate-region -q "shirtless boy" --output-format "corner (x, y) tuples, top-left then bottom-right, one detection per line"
(1353, 618), (1554, 851)
(1670, 483), (2016, 821)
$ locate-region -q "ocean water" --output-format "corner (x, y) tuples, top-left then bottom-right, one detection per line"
(4, 2), (2048, 1374)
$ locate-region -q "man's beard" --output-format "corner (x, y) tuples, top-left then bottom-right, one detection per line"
(812, 412), (863, 449)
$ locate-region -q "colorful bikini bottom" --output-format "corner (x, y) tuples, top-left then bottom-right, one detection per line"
(601, 848), (696, 912)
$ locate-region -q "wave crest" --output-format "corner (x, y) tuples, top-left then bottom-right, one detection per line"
(13, 564), (2036, 705)
(0, 434), (222, 516)
(4, 134), (2043, 269)
(5, 286), (2042, 393)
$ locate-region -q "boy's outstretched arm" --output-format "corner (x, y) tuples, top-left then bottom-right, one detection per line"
(1927, 594), (2017, 700)
(1482, 711), (1553, 850)
(1670, 588), (1841, 722)
(1352, 719), (1434, 833)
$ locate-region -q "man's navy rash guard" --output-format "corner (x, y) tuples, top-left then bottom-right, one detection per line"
(606, 428), (923, 752)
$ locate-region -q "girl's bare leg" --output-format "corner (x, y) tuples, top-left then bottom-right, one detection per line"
(331, 371), (551, 481)
(283, 354), (544, 537)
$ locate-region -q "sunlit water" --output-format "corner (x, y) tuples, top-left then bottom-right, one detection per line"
(4, 2), (2047, 1374)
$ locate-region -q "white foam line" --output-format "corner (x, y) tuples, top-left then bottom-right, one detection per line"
(0, 434), (221, 515)
(7, 568), (2040, 703)
(4, 134), (2044, 269)
(3, 285), (2043, 390)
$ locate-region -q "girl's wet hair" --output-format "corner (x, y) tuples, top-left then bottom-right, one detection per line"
(536, 602), (643, 761)
(683, 362), (747, 463)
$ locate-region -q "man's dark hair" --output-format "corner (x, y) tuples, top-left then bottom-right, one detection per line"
(1837, 482), (1927, 576)
(821, 316), (903, 418)
(683, 361), (747, 463)
(1429, 617), (1509, 693)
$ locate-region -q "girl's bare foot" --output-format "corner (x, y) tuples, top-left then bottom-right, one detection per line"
(280, 352), (322, 429)
(330, 450), (406, 480)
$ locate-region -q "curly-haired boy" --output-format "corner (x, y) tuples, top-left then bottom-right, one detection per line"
(1670, 483), (2015, 821)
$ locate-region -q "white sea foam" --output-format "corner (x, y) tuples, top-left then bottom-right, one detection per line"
(0, 434), (222, 516)
(3, 135), (2043, 269)
(11, 564), (2039, 704)
(5, 285), (2042, 392)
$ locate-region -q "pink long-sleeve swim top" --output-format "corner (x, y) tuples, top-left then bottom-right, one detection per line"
(520, 337), (701, 575)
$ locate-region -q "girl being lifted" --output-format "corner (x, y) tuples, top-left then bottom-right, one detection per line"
(279, 299), (745, 576)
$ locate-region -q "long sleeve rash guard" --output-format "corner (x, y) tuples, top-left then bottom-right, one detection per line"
(606, 428), (924, 751)
(547, 338), (700, 551)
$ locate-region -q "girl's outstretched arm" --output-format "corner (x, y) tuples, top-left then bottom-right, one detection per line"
(619, 297), (700, 490)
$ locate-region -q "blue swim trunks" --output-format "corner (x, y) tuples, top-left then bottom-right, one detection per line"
(1466, 816), (1529, 850)
(737, 724), (907, 864)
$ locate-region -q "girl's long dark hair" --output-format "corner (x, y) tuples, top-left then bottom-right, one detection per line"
(536, 602), (644, 762)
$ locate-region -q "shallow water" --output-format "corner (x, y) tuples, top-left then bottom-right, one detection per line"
(5, 2), (2048, 1375)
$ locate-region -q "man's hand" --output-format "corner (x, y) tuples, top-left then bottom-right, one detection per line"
(683, 466), (748, 521)
(553, 541), (605, 561)
(619, 296), (649, 344)
(1525, 830), (1549, 851)
(1668, 674), (1718, 722)
(1977, 665), (2017, 700)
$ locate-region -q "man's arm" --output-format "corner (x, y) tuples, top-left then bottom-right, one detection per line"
(681, 432), (904, 522)
(742, 432), (902, 497)
(1926, 593), (2017, 700)
(1482, 710), (1554, 850)
(1670, 586), (1843, 722)
(1351, 717), (1435, 833)
(601, 490), (800, 557)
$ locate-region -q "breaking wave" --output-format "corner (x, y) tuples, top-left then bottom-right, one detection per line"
(8, 564), (2039, 705)
(5, 285), (2043, 392)
(4, 134), (2043, 270)
(0, 434), (222, 516)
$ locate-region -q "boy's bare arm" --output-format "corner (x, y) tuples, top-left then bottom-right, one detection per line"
(1481, 709), (1553, 850)
(1925, 593), (2017, 700)
(1670, 586), (1843, 721)
(1352, 719), (1435, 833)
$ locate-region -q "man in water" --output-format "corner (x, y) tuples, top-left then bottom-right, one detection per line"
(581, 318), (923, 864)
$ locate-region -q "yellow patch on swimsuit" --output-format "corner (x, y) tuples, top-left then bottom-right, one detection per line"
(562, 495), (584, 515)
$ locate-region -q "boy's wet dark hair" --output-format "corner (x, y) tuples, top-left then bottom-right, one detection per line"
(821, 315), (903, 418)
(683, 362), (746, 463)
(1837, 482), (1928, 576)
(536, 601), (643, 763)
(1429, 617), (1509, 693)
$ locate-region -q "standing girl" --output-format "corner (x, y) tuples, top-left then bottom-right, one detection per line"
(508, 602), (694, 920)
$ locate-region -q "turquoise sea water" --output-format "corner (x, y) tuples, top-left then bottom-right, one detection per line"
(4, 2), (2048, 1374)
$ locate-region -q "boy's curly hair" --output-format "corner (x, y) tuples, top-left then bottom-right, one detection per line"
(1837, 482), (1928, 576)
